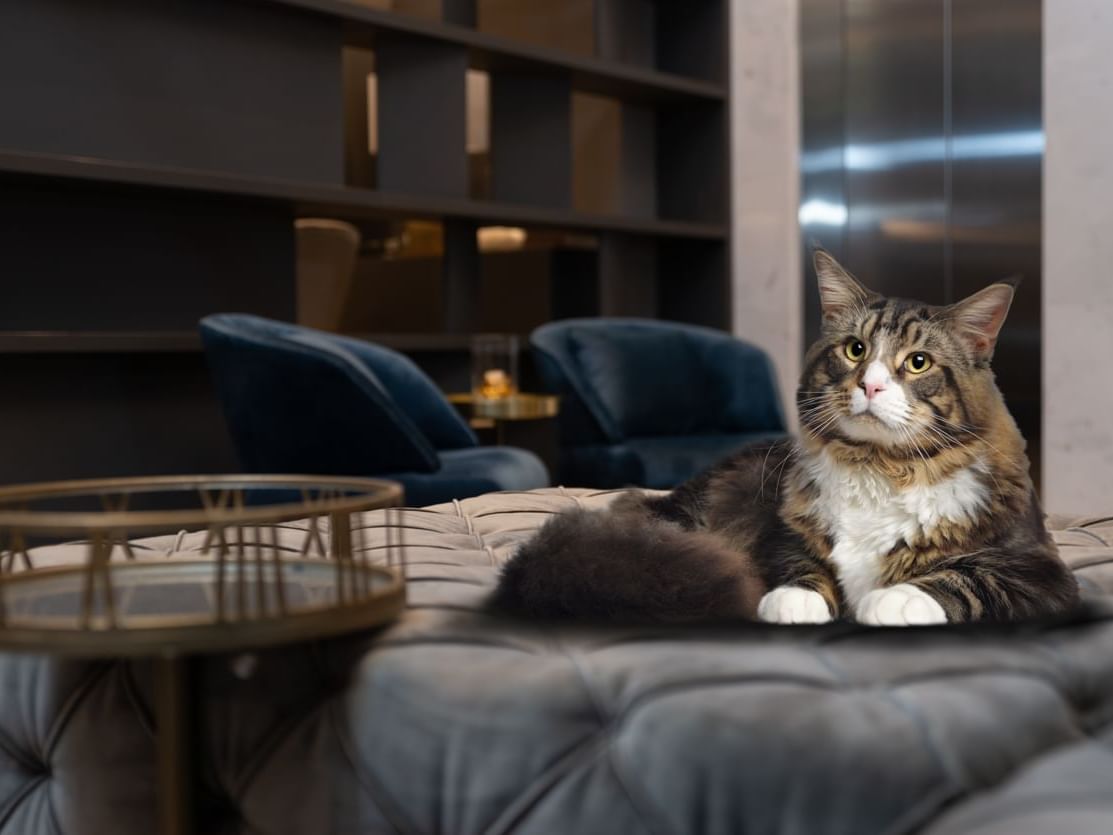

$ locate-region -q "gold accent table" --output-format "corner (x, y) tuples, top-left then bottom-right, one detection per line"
(447, 394), (561, 474)
(447, 392), (559, 420)
(447, 392), (559, 433)
(0, 474), (404, 835)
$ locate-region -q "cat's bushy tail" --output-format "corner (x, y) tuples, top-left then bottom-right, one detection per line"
(488, 499), (764, 623)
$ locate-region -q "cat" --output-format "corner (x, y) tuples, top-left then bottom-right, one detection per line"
(490, 250), (1079, 626)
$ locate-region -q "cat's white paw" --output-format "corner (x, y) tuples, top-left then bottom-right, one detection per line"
(757, 586), (833, 624)
(856, 584), (947, 626)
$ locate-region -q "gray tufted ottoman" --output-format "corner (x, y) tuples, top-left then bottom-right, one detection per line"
(2, 488), (1113, 835)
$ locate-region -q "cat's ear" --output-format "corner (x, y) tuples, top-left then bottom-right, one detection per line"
(813, 249), (875, 321)
(946, 280), (1016, 361)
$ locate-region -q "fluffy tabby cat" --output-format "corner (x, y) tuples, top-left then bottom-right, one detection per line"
(492, 251), (1079, 626)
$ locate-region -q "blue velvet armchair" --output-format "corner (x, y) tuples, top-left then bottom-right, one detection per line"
(530, 318), (787, 489)
(200, 315), (549, 505)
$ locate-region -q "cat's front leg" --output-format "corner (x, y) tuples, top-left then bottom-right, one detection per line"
(757, 586), (834, 624)
(857, 545), (1079, 625)
(855, 584), (947, 626)
(756, 552), (841, 624)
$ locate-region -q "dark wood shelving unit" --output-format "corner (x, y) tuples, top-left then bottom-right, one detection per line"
(0, 150), (726, 240)
(268, 0), (726, 103)
(0, 330), (514, 355)
(0, 332), (202, 354)
(0, 0), (730, 485)
(344, 331), (528, 352)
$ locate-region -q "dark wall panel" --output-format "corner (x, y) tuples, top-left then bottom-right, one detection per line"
(0, 354), (237, 485)
(658, 240), (728, 329)
(0, 179), (295, 484)
(491, 75), (572, 207)
(594, 0), (655, 67)
(377, 38), (469, 197)
(0, 181), (296, 330)
(599, 234), (657, 317)
(657, 103), (726, 224)
(0, 0), (343, 182)
(656, 1), (725, 82)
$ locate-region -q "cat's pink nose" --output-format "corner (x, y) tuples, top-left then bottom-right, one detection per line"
(863, 381), (886, 400)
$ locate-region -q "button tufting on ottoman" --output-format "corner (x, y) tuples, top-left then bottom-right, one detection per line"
(2, 488), (1112, 835)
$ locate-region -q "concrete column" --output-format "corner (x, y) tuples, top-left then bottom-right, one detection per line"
(1043, 0), (1113, 513)
(729, 0), (803, 429)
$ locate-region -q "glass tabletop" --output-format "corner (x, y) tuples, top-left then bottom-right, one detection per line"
(0, 557), (404, 657)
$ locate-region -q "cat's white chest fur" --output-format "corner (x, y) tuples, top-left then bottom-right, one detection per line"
(803, 449), (988, 608)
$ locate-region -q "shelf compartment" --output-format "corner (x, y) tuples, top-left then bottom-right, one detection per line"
(0, 330), (522, 355)
(0, 332), (202, 354)
(265, 0), (726, 103)
(0, 149), (726, 240)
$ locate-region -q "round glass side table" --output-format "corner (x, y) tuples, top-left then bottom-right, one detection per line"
(0, 474), (405, 835)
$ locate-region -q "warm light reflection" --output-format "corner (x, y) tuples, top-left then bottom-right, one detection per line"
(478, 226), (527, 252)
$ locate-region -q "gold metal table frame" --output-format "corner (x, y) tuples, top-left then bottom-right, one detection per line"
(0, 474), (405, 835)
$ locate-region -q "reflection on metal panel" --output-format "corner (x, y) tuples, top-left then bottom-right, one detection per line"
(843, 0), (945, 305)
(800, 0), (1043, 486)
(950, 0), (1042, 481)
(799, 0), (847, 344)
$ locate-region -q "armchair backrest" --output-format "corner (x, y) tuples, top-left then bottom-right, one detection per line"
(530, 318), (786, 444)
(199, 314), (475, 476)
(304, 330), (477, 452)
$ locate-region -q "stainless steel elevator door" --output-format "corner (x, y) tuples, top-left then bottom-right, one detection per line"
(800, 0), (1043, 486)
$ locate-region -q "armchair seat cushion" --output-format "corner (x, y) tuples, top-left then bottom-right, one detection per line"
(386, 446), (550, 506)
(563, 432), (785, 489)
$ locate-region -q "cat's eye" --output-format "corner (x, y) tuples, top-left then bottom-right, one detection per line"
(904, 352), (932, 373)
(844, 339), (866, 362)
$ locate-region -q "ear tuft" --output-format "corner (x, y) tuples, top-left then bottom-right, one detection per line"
(947, 282), (1015, 361)
(813, 250), (874, 320)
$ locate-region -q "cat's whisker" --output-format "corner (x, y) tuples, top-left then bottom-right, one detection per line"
(807, 409), (845, 439)
(897, 424), (931, 470)
(797, 398), (843, 424)
(919, 422), (961, 448)
(921, 420), (1007, 496)
(914, 423), (956, 455)
(757, 442), (778, 501)
(800, 400), (842, 426)
(797, 394), (842, 411)
(932, 416), (1010, 462)
(798, 410), (837, 425)
(798, 396), (839, 409)
(771, 446), (799, 497)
